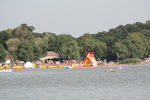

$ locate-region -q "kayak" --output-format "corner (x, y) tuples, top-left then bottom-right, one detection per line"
(0, 69), (13, 72)
(105, 69), (117, 72)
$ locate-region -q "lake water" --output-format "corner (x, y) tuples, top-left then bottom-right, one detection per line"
(0, 64), (150, 100)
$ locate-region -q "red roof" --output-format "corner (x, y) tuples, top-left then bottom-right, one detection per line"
(6, 56), (11, 60)
(42, 51), (59, 57)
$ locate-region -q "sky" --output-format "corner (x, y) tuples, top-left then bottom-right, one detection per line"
(0, 0), (150, 37)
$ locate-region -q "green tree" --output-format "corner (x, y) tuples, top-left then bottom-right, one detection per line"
(146, 20), (150, 29)
(126, 24), (139, 32)
(128, 32), (146, 58)
(13, 24), (34, 41)
(33, 44), (43, 60)
(47, 33), (58, 51)
(41, 33), (51, 53)
(34, 33), (53, 54)
(0, 44), (7, 62)
(123, 32), (146, 58)
(145, 40), (150, 57)
(57, 34), (80, 59)
(81, 38), (107, 59)
(6, 38), (20, 60)
(79, 33), (93, 41)
(34, 37), (43, 48)
(93, 41), (107, 59)
(100, 35), (116, 46)
(17, 40), (34, 62)
(0, 29), (13, 48)
(113, 42), (129, 60)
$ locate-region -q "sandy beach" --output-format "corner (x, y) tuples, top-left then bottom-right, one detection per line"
(0, 64), (150, 100)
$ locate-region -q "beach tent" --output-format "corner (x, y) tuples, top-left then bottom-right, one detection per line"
(6, 56), (11, 64)
(39, 51), (60, 61)
(24, 62), (34, 68)
(6, 59), (11, 64)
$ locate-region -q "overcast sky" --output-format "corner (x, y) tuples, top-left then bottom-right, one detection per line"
(1, 0), (150, 37)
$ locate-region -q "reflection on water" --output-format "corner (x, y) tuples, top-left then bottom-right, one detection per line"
(0, 65), (150, 100)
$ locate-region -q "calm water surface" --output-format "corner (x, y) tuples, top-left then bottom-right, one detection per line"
(0, 65), (150, 100)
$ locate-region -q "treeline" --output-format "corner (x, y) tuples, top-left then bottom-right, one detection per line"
(0, 20), (150, 62)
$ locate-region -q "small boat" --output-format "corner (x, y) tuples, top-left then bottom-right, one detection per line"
(105, 69), (117, 72)
(0, 69), (13, 72)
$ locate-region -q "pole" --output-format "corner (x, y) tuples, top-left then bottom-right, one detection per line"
(117, 52), (119, 64)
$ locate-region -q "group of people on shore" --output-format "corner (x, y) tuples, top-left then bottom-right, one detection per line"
(1, 57), (150, 68)
(0, 59), (116, 68)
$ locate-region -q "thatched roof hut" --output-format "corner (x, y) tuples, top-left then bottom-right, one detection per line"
(39, 51), (60, 61)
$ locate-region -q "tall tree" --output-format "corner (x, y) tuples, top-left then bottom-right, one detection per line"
(113, 42), (129, 60)
(42, 33), (51, 53)
(0, 29), (13, 48)
(47, 33), (58, 51)
(57, 34), (80, 59)
(17, 40), (34, 62)
(6, 38), (20, 60)
(33, 44), (43, 60)
(124, 32), (146, 58)
(34, 37), (43, 48)
(13, 24), (34, 41)
(80, 38), (107, 59)
(0, 44), (7, 62)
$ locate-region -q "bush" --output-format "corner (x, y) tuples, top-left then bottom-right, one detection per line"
(119, 58), (141, 64)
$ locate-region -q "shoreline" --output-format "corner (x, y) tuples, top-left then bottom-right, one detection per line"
(7, 63), (150, 70)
